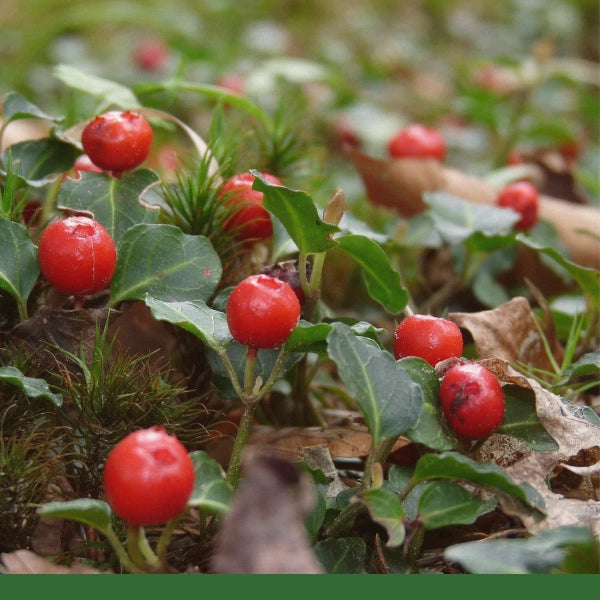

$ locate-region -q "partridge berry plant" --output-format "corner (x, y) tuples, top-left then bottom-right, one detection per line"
(0, 64), (596, 575)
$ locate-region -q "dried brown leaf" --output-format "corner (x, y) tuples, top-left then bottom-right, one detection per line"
(449, 296), (562, 372)
(1, 550), (106, 574)
(211, 451), (324, 574)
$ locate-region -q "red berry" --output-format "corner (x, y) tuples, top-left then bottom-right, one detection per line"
(388, 123), (446, 160)
(226, 274), (301, 349)
(394, 315), (463, 367)
(133, 38), (169, 72)
(496, 181), (539, 231)
(219, 172), (282, 242)
(38, 216), (117, 296)
(103, 427), (195, 526)
(81, 110), (153, 172)
(439, 362), (505, 440)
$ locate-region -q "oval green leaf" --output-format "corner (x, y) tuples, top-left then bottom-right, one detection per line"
(188, 451), (234, 515)
(39, 499), (113, 536)
(110, 224), (222, 305)
(0, 366), (63, 407)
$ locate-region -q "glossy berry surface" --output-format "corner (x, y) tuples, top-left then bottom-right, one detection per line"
(226, 274), (301, 349)
(388, 123), (446, 160)
(37, 216), (117, 296)
(103, 427), (195, 526)
(394, 314), (463, 367)
(439, 362), (505, 440)
(219, 172), (282, 242)
(496, 181), (539, 231)
(81, 110), (153, 172)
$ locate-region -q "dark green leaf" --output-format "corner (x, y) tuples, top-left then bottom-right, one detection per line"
(1, 139), (80, 187)
(418, 480), (497, 530)
(0, 218), (39, 311)
(285, 321), (332, 354)
(413, 451), (545, 511)
(110, 224), (222, 305)
(517, 233), (600, 309)
(355, 488), (406, 547)
(313, 537), (366, 574)
(424, 191), (519, 245)
(1, 91), (62, 124)
(399, 357), (458, 451)
(57, 170), (161, 243)
(144, 295), (232, 351)
(188, 451), (234, 515)
(561, 350), (600, 383)
(335, 234), (409, 314)
(497, 386), (559, 451)
(0, 366), (62, 407)
(444, 526), (596, 574)
(254, 171), (339, 255)
(327, 322), (423, 444)
(39, 499), (113, 536)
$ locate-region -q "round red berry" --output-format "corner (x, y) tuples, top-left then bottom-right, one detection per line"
(38, 216), (117, 296)
(81, 110), (153, 172)
(439, 362), (505, 440)
(388, 123), (446, 160)
(496, 181), (539, 231)
(133, 38), (169, 72)
(226, 274), (301, 349)
(394, 315), (463, 367)
(103, 427), (195, 526)
(219, 172), (282, 242)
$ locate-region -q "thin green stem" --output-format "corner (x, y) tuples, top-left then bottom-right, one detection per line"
(155, 515), (182, 568)
(243, 346), (258, 395)
(361, 438), (398, 490)
(101, 525), (145, 574)
(225, 401), (257, 488)
(126, 524), (159, 572)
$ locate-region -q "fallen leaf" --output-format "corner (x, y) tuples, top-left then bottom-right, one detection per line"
(211, 451), (324, 574)
(1, 550), (106, 574)
(449, 296), (562, 372)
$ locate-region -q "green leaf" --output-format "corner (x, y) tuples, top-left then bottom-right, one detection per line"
(188, 451), (234, 515)
(418, 480), (497, 530)
(517, 233), (600, 309)
(0, 218), (39, 315)
(54, 64), (139, 109)
(399, 357), (458, 451)
(39, 499), (113, 536)
(327, 322), (423, 445)
(356, 488), (406, 547)
(57, 170), (161, 243)
(0, 366), (63, 407)
(497, 386), (559, 451)
(444, 526), (596, 574)
(413, 451), (545, 511)
(286, 321), (332, 354)
(561, 350), (600, 383)
(424, 191), (519, 245)
(110, 224), (222, 305)
(144, 296), (231, 351)
(313, 537), (366, 574)
(1, 139), (80, 187)
(254, 172), (339, 255)
(335, 234), (409, 314)
(1, 91), (62, 124)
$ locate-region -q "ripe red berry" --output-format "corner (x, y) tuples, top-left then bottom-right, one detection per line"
(133, 38), (169, 72)
(37, 216), (117, 296)
(226, 274), (301, 349)
(219, 172), (282, 242)
(496, 181), (539, 231)
(388, 123), (446, 160)
(103, 427), (195, 526)
(394, 314), (463, 367)
(81, 110), (153, 172)
(439, 362), (505, 440)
